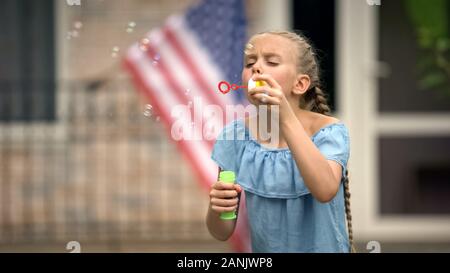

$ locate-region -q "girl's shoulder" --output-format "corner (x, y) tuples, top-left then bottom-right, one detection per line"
(306, 112), (342, 138)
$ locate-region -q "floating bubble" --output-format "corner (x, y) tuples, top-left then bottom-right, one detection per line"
(126, 21), (136, 33)
(154, 54), (160, 61)
(66, 0), (81, 6)
(187, 101), (193, 108)
(156, 116), (160, 122)
(74, 21), (83, 29)
(143, 104), (153, 117)
(185, 89), (191, 96)
(71, 30), (79, 38)
(139, 38), (150, 52)
(111, 46), (120, 58)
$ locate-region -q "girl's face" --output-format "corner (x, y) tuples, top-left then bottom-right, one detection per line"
(242, 33), (299, 105)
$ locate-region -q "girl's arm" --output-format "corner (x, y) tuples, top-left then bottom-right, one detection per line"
(281, 116), (343, 203)
(249, 74), (342, 203)
(206, 167), (241, 241)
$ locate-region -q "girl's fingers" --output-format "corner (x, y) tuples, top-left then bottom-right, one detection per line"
(210, 197), (239, 207)
(213, 181), (236, 190)
(211, 205), (238, 213)
(248, 86), (284, 103)
(254, 93), (279, 105)
(247, 86), (272, 97)
(252, 74), (282, 90)
(210, 189), (238, 199)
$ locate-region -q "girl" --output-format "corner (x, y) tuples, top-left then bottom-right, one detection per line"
(206, 30), (354, 253)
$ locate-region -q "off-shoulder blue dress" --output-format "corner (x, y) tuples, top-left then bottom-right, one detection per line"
(211, 119), (351, 253)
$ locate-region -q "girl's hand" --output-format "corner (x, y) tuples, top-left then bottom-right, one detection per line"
(209, 181), (242, 214)
(247, 74), (294, 121)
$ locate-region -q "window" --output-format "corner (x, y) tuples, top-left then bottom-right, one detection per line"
(378, 0), (450, 215)
(292, 0), (336, 111)
(0, 0), (56, 122)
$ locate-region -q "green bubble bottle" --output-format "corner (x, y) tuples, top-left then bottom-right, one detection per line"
(219, 171), (237, 220)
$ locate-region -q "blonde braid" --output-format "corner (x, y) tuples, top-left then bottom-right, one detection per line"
(343, 169), (356, 253)
(311, 86), (331, 116)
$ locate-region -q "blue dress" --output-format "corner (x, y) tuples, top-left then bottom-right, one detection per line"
(211, 119), (351, 253)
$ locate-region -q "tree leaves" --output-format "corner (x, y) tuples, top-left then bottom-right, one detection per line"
(404, 0), (450, 95)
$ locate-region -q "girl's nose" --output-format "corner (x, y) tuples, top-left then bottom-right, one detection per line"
(252, 67), (262, 75)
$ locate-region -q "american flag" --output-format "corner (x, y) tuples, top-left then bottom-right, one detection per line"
(123, 0), (251, 252)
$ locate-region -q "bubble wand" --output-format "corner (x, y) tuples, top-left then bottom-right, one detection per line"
(217, 79), (265, 94)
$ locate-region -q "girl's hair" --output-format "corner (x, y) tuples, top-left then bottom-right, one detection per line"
(253, 30), (331, 115)
(343, 169), (356, 253)
(253, 30), (355, 253)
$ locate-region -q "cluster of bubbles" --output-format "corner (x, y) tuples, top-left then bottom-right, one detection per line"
(66, 0), (81, 6)
(143, 104), (160, 122)
(111, 46), (120, 58)
(139, 37), (150, 52)
(138, 37), (160, 65)
(66, 21), (83, 40)
(126, 21), (136, 33)
(143, 104), (153, 117)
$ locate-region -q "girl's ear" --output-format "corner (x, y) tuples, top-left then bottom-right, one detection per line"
(292, 74), (311, 95)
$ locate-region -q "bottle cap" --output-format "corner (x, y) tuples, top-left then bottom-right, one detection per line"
(248, 78), (264, 89)
(219, 171), (235, 183)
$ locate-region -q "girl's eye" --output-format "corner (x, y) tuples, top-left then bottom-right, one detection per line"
(267, 61), (279, 66)
(245, 63), (255, 68)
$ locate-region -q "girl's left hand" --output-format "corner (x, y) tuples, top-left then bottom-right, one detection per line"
(247, 74), (294, 121)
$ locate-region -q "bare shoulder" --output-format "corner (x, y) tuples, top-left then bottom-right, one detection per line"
(309, 112), (341, 136)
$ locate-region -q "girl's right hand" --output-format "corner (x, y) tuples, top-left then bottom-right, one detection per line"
(209, 182), (242, 214)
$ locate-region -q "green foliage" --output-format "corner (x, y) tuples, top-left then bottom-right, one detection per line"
(404, 0), (450, 96)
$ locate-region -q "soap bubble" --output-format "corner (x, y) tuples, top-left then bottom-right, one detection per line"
(74, 21), (83, 29)
(71, 30), (79, 38)
(111, 46), (120, 58)
(143, 104), (153, 117)
(139, 38), (150, 52)
(126, 21), (136, 33)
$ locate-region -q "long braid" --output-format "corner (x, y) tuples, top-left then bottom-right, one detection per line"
(311, 86), (331, 116)
(343, 169), (356, 253)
